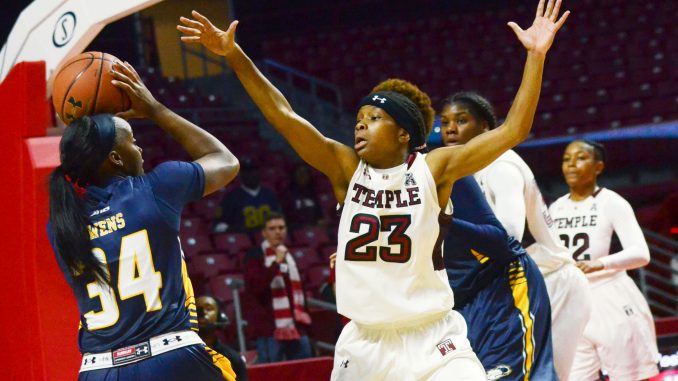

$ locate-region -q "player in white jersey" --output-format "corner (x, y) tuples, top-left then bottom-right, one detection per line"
(549, 140), (659, 380)
(439, 92), (591, 381)
(177, 2), (570, 378)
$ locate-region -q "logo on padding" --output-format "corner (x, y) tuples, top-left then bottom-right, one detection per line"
(53, 11), (77, 47)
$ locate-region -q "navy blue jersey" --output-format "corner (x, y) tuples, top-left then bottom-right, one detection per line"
(444, 176), (524, 307)
(218, 186), (280, 231)
(48, 161), (204, 354)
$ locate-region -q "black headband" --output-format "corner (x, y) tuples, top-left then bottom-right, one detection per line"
(90, 114), (117, 164)
(358, 91), (427, 151)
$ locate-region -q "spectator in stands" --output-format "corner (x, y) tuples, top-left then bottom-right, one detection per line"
(197, 295), (249, 381)
(243, 212), (313, 363)
(215, 158), (281, 233)
(282, 164), (325, 229)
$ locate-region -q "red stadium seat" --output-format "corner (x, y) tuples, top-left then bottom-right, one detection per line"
(305, 264), (331, 291)
(180, 217), (208, 236)
(209, 274), (244, 304)
(213, 232), (252, 255)
(288, 246), (321, 272)
(180, 234), (213, 258)
(293, 226), (330, 249)
(192, 253), (241, 279)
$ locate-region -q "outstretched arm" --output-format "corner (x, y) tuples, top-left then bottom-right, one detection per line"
(177, 12), (359, 199)
(111, 62), (239, 196)
(428, 0), (570, 186)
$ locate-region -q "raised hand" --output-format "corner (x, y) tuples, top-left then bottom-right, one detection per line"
(507, 0), (570, 55)
(177, 10), (238, 57)
(110, 61), (162, 120)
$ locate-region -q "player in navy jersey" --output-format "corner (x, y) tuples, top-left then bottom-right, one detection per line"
(47, 61), (239, 381)
(444, 176), (556, 380)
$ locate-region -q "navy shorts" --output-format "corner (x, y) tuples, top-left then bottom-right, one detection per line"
(79, 344), (232, 381)
(458, 254), (558, 380)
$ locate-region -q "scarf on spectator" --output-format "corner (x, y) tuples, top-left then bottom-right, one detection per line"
(262, 241), (312, 340)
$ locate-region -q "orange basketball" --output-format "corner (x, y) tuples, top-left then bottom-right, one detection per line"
(52, 51), (131, 125)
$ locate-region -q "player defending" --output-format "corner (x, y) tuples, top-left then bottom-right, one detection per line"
(178, 1), (568, 379)
(439, 91), (591, 380)
(444, 176), (556, 380)
(47, 62), (238, 380)
(550, 140), (659, 380)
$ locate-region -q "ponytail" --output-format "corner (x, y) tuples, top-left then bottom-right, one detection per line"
(48, 116), (116, 284)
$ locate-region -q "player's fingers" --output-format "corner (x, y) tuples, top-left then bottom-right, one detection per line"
(110, 66), (133, 85)
(226, 20), (239, 35)
(111, 79), (134, 94)
(180, 36), (202, 44)
(179, 16), (204, 30)
(177, 25), (201, 36)
(554, 10), (570, 30)
(535, 0), (545, 17)
(550, 0), (563, 22)
(123, 61), (142, 83)
(507, 21), (523, 37)
(115, 109), (136, 120)
(544, 0), (555, 18)
(191, 10), (216, 29)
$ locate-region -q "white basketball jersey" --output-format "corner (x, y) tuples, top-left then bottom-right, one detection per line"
(335, 153), (454, 327)
(549, 188), (635, 285)
(475, 150), (573, 275)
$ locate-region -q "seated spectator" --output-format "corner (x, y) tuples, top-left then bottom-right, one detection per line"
(197, 296), (249, 381)
(282, 164), (325, 228)
(215, 159), (281, 233)
(243, 213), (313, 363)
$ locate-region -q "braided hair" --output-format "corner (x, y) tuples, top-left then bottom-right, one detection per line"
(441, 92), (497, 130)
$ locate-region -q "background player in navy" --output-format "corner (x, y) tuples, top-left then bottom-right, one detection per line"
(444, 176), (556, 380)
(47, 61), (239, 380)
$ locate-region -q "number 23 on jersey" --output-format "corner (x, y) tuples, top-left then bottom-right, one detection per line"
(345, 214), (412, 263)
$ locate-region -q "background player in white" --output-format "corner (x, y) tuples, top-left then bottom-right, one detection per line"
(439, 92), (591, 381)
(178, 1), (569, 379)
(549, 140), (659, 380)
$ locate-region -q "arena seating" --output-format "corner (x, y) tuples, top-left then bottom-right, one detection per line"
(260, 0), (678, 137)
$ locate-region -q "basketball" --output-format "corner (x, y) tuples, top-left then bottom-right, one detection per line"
(52, 51), (131, 125)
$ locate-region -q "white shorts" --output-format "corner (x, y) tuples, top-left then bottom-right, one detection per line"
(544, 263), (592, 381)
(331, 310), (485, 381)
(570, 273), (659, 381)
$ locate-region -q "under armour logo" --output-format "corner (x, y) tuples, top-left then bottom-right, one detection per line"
(136, 347), (149, 355)
(65, 96), (83, 122)
(162, 335), (183, 346)
(83, 357), (96, 365)
(624, 305), (634, 316)
(372, 95), (387, 103)
(340, 360), (349, 368)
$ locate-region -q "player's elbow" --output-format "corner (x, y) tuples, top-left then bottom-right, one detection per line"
(638, 245), (651, 267)
(221, 157), (240, 184)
